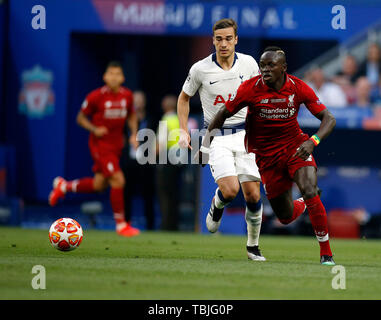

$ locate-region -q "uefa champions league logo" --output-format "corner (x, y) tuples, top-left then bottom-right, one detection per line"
(18, 65), (55, 118)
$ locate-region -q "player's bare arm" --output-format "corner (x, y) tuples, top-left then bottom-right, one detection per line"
(293, 108), (336, 160)
(127, 111), (139, 150)
(76, 110), (108, 137)
(177, 90), (192, 149)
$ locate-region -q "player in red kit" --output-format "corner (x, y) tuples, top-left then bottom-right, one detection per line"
(199, 47), (336, 265)
(49, 61), (140, 237)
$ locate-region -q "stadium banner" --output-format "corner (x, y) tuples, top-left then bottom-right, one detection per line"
(92, 0), (381, 41)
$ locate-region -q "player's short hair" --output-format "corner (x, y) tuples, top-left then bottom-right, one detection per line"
(213, 18), (238, 36)
(263, 46), (286, 62)
(105, 61), (123, 72)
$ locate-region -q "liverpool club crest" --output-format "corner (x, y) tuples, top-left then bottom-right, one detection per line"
(18, 65), (55, 118)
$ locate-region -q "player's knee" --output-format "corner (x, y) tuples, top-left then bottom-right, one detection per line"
(110, 179), (124, 189)
(93, 179), (107, 192)
(300, 185), (318, 200)
(93, 184), (103, 192)
(243, 188), (261, 204)
(109, 172), (125, 189)
(219, 184), (239, 202)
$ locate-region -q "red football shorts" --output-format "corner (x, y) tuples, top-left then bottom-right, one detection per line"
(90, 146), (122, 178)
(256, 144), (317, 200)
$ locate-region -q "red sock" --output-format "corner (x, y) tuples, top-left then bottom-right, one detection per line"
(110, 187), (126, 227)
(66, 178), (94, 193)
(305, 195), (332, 257)
(279, 197), (306, 224)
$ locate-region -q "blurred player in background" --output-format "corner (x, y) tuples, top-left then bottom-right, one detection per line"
(48, 61), (140, 237)
(177, 18), (265, 261)
(199, 47), (336, 265)
(156, 94), (183, 231)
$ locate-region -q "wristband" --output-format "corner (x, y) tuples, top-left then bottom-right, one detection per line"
(309, 134), (320, 146)
(200, 146), (210, 154)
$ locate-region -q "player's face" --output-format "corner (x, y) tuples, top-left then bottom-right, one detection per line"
(259, 52), (286, 86)
(213, 27), (238, 60)
(103, 67), (125, 90)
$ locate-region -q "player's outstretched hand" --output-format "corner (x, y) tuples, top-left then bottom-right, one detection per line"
(293, 140), (315, 160)
(179, 130), (192, 150)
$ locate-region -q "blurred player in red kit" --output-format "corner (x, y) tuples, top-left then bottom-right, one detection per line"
(199, 47), (336, 265)
(49, 61), (140, 237)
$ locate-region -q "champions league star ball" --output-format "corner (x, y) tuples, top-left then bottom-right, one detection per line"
(49, 218), (83, 251)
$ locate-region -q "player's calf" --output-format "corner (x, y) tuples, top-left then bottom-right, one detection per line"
(108, 171), (125, 189)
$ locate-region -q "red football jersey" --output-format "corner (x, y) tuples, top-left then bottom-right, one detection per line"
(225, 74), (326, 157)
(81, 85), (134, 152)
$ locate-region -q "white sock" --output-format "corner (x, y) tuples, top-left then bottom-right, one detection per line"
(214, 188), (229, 209)
(115, 219), (127, 231)
(245, 203), (263, 247)
(58, 180), (67, 193)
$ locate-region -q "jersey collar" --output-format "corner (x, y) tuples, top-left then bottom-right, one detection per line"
(102, 85), (122, 94)
(212, 52), (238, 70)
(262, 73), (291, 92)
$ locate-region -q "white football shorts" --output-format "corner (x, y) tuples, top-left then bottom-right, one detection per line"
(207, 130), (261, 183)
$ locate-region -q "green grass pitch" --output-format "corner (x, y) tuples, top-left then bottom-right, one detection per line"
(1, 226), (380, 300)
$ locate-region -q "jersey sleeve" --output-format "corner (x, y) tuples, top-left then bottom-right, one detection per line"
(225, 80), (250, 114)
(299, 80), (327, 115)
(182, 63), (202, 97)
(81, 90), (99, 116)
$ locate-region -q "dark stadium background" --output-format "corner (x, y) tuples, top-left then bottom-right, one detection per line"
(1, 0), (381, 238)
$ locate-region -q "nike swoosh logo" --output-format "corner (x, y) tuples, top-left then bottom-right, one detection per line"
(209, 80), (219, 85)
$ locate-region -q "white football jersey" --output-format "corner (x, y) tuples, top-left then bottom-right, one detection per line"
(182, 52), (259, 128)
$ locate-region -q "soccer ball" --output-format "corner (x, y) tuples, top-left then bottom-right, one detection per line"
(49, 218), (83, 251)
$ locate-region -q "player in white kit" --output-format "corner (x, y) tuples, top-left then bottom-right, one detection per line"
(177, 18), (265, 261)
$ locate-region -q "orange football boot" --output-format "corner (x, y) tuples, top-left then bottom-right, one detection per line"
(48, 177), (67, 206)
(117, 223), (140, 237)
